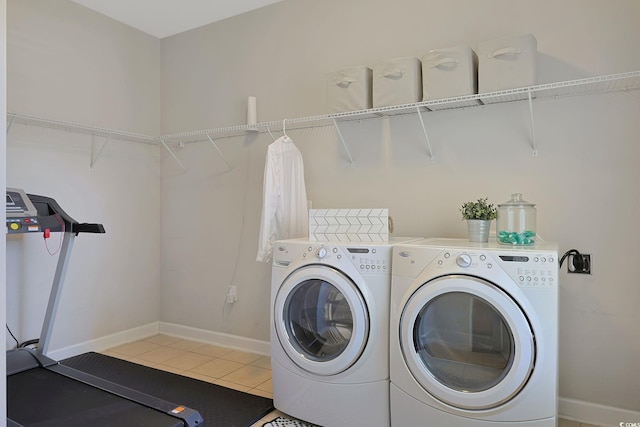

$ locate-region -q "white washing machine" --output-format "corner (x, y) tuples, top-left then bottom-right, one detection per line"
(390, 238), (558, 426)
(271, 237), (418, 427)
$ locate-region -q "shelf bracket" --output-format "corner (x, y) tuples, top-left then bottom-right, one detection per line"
(527, 90), (538, 156)
(90, 134), (110, 169)
(206, 132), (233, 171)
(6, 114), (15, 135)
(265, 126), (277, 142)
(415, 107), (435, 162)
(331, 117), (354, 165)
(160, 139), (188, 173)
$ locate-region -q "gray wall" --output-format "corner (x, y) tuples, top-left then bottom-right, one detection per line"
(160, 0), (640, 415)
(6, 0), (162, 351)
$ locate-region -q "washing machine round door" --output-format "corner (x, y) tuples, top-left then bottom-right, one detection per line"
(400, 274), (535, 410)
(274, 265), (369, 376)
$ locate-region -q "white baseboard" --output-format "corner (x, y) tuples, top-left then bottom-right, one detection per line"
(559, 397), (640, 427)
(158, 322), (270, 355)
(47, 322), (160, 361)
(47, 321), (270, 361)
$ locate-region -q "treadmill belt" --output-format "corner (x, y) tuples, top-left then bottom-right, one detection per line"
(62, 352), (274, 426)
(7, 367), (182, 427)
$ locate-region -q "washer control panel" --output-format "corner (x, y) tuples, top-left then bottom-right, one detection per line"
(299, 244), (391, 274)
(436, 249), (558, 288)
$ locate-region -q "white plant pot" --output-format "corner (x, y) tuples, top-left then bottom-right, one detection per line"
(467, 219), (492, 243)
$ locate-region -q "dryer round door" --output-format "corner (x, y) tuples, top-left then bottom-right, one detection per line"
(274, 265), (369, 376)
(399, 274), (535, 410)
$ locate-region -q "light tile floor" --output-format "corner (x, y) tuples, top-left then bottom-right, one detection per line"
(103, 334), (273, 399)
(103, 335), (602, 427)
(103, 334), (282, 426)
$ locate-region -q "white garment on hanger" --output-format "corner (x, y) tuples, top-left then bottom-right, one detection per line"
(256, 135), (308, 262)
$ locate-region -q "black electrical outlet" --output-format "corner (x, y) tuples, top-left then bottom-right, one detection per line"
(568, 254), (591, 274)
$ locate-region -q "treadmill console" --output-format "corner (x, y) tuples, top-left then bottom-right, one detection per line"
(6, 188), (40, 233)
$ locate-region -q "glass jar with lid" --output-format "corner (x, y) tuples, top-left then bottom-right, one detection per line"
(496, 193), (536, 245)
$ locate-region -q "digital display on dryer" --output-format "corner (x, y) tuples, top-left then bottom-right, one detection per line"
(499, 255), (530, 262)
(347, 248), (370, 254)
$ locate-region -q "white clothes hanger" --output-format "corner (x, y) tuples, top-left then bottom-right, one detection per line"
(282, 119), (291, 142)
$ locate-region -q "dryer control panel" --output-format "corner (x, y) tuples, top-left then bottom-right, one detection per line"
(494, 252), (558, 287)
(436, 249), (558, 288)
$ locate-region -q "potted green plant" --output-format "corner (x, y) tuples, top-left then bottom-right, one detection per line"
(460, 197), (497, 243)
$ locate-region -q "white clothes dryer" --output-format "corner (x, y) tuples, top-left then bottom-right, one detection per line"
(271, 237), (418, 427)
(390, 238), (558, 427)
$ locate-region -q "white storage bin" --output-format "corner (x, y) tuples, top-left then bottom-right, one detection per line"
(372, 57), (422, 108)
(478, 34), (537, 102)
(326, 66), (373, 113)
(309, 208), (389, 242)
(421, 46), (479, 110)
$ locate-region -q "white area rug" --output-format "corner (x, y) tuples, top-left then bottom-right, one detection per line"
(262, 416), (321, 427)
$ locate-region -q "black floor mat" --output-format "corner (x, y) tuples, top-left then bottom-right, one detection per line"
(61, 352), (274, 427)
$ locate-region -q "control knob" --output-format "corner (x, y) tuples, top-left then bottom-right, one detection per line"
(456, 254), (472, 268)
(316, 247), (328, 259)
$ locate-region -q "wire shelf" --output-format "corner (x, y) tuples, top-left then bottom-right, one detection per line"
(6, 112), (157, 145)
(169, 70), (640, 143)
(7, 70), (640, 146)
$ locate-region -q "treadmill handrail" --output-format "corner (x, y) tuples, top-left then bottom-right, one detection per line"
(75, 222), (106, 234)
(27, 193), (106, 235)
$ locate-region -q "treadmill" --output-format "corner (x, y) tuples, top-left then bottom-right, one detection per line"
(6, 188), (203, 427)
